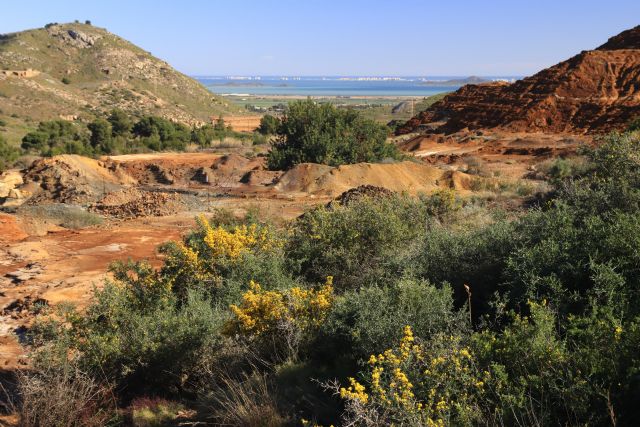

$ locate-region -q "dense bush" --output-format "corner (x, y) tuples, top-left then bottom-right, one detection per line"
(87, 118), (113, 154)
(627, 116), (640, 132)
(19, 113), (236, 157)
(131, 115), (191, 151)
(160, 214), (293, 304)
(21, 120), (91, 156)
(31, 260), (226, 394)
(20, 131), (640, 425)
(316, 280), (468, 363)
(285, 193), (447, 290)
(107, 109), (132, 137)
(267, 99), (402, 170)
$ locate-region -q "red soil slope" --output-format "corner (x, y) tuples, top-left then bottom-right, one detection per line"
(398, 26), (640, 135)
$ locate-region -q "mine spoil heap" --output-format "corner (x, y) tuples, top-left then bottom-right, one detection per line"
(398, 26), (640, 135)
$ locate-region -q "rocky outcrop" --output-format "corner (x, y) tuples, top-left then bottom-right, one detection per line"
(398, 26), (640, 135)
(54, 28), (101, 48)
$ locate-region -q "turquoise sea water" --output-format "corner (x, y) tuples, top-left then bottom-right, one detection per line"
(195, 76), (519, 97)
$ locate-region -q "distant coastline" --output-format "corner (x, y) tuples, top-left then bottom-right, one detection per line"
(196, 75), (520, 97)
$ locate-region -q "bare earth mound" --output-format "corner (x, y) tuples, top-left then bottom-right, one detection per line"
(90, 190), (185, 219)
(274, 161), (472, 196)
(398, 26), (640, 135)
(23, 155), (137, 204)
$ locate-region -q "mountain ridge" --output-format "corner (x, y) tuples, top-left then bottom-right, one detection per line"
(398, 26), (640, 135)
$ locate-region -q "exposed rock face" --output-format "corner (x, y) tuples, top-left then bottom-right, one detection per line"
(56, 29), (101, 48)
(398, 26), (640, 135)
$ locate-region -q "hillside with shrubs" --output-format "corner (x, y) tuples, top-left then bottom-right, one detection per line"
(7, 124), (640, 426)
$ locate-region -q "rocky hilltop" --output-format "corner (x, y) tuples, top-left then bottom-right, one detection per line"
(398, 26), (640, 135)
(0, 23), (242, 143)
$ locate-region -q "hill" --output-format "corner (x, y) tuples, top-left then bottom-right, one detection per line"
(398, 26), (640, 135)
(0, 23), (243, 144)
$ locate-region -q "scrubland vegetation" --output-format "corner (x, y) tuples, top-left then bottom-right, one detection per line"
(15, 111), (257, 159)
(2, 100), (399, 172)
(6, 128), (640, 426)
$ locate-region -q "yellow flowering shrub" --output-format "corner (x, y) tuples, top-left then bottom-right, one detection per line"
(161, 215), (282, 297)
(340, 326), (488, 426)
(226, 277), (335, 340)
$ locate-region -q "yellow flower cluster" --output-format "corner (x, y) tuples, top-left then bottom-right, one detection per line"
(199, 215), (276, 259)
(172, 242), (212, 282)
(341, 326), (487, 425)
(340, 377), (369, 403)
(614, 325), (623, 341)
(227, 277), (334, 338)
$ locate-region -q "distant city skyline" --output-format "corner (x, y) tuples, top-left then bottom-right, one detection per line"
(2, 0), (639, 77)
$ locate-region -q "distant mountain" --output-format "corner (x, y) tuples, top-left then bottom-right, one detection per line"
(399, 26), (640, 135)
(0, 23), (243, 144)
(419, 76), (489, 86)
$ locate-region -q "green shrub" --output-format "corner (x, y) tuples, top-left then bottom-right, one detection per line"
(257, 114), (280, 135)
(627, 116), (640, 132)
(252, 132), (269, 145)
(107, 109), (132, 137)
(402, 217), (518, 316)
(21, 120), (91, 156)
(0, 134), (20, 172)
(88, 118), (114, 154)
(316, 279), (468, 363)
(267, 99), (401, 170)
(473, 301), (571, 425)
(132, 116), (191, 151)
(31, 261), (226, 393)
(286, 194), (434, 290)
(160, 215), (293, 305)
(538, 156), (591, 184)
(337, 326), (486, 426)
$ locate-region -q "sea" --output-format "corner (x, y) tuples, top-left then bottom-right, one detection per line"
(195, 76), (520, 97)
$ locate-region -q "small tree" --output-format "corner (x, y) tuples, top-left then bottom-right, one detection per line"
(107, 109), (132, 137)
(258, 114), (280, 135)
(267, 99), (400, 170)
(88, 118), (113, 154)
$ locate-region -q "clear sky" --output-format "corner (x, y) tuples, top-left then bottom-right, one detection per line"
(1, 0), (639, 76)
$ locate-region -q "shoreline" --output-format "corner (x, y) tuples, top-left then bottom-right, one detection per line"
(220, 94), (430, 100)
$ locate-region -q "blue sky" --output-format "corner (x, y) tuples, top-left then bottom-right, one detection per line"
(1, 0), (639, 76)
